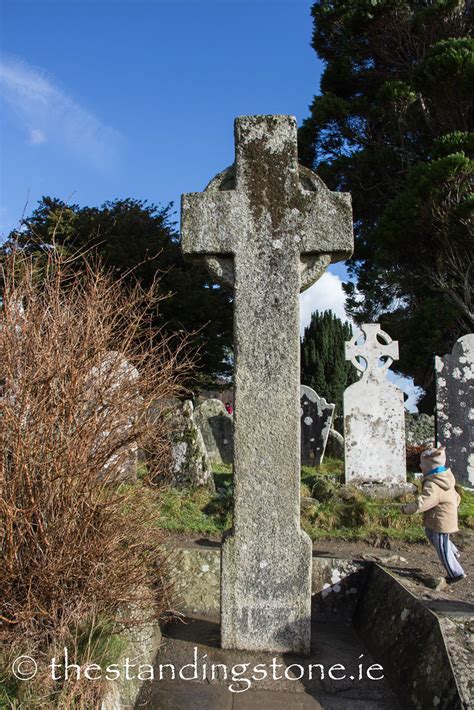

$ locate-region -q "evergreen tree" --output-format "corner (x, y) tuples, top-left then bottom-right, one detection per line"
(299, 1), (473, 411)
(2, 197), (233, 385)
(301, 310), (358, 430)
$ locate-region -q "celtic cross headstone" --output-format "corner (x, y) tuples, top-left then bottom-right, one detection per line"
(344, 324), (407, 488)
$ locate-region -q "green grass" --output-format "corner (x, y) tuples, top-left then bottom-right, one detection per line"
(0, 616), (128, 709)
(459, 486), (474, 528)
(134, 460), (474, 544)
(300, 493), (426, 543)
(156, 485), (232, 535)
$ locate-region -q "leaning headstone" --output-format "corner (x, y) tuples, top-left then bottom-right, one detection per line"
(181, 114), (353, 653)
(344, 324), (410, 495)
(194, 398), (233, 465)
(326, 428), (345, 460)
(86, 351), (140, 483)
(300, 385), (334, 466)
(171, 400), (214, 490)
(435, 334), (474, 488)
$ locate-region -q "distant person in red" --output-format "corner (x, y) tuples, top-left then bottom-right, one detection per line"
(225, 402), (233, 415)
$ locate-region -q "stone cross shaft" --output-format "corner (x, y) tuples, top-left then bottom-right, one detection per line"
(181, 115), (353, 653)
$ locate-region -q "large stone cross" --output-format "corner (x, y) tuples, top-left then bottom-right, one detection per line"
(181, 115), (353, 653)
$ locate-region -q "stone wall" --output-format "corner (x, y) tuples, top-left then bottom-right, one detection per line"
(354, 565), (465, 710)
(101, 602), (162, 710)
(172, 543), (366, 620)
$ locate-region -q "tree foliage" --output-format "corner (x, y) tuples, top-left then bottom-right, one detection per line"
(2, 197), (233, 386)
(301, 310), (358, 429)
(299, 0), (473, 410)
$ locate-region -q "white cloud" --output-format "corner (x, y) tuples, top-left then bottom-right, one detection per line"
(28, 128), (46, 145)
(300, 271), (350, 335)
(0, 56), (121, 168)
(388, 371), (424, 413)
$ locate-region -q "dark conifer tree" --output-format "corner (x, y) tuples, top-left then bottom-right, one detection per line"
(299, 1), (473, 411)
(301, 310), (358, 430)
(2, 197), (233, 386)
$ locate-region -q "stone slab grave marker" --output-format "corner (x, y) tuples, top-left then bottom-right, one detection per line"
(344, 324), (408, 492)
(300, 385), (335, 466)
(86, 351), (140, 482)
(194, 398), (233, 465)
(181, 115), (353, 653)
(435, 334), (474, 488)
(171, 399), (214, 490)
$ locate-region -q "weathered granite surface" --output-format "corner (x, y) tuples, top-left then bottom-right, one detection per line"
(181, 115), (353, 653)
(341, 481), (415, 499)
(300, 385), (334, 466)
(101, 596), (162, 710)
(435, 334), (474, 488)
(171, 400), (214, 490)
(193, 398), (233, 465)
(344, 324), (408, 491)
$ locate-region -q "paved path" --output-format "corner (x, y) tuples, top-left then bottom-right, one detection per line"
(136, 611), (400, 709)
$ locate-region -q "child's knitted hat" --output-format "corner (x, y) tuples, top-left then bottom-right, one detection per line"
(420, 446), (446, 474)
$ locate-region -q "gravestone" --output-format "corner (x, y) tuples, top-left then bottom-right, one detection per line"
(344, 324), (409, 493)
(86, 351), (140, 482)
(194, 398), (233, 465)
(326, 428), (345, 460)
(171, 400), (214, 490)
(435, 334), (474, 488)
(300, 385), (334, 466)
(181, 115), (353, 653)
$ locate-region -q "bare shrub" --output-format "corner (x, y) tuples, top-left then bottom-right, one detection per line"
(0, 246), (192, 706)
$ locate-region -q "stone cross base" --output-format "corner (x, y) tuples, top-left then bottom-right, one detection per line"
(221, 530), (312, 653)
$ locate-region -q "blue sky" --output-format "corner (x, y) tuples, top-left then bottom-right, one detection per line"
(0, 0), (421, 407)
(1, 0), (322, 236)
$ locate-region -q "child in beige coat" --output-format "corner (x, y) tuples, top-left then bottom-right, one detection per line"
(402, 446), (465, 584)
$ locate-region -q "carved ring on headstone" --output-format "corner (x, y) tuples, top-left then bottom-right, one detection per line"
(345, 324), (399, 380)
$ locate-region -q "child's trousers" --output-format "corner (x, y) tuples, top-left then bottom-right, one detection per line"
(425, 528), (465, 579)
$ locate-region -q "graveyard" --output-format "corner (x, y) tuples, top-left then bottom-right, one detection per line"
(1, 2), (473, 710)
(1, 116), (473, 710)
(4, 112), (472, 709)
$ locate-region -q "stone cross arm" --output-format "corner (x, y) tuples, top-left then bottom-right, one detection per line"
(181, 115), (353, 263)
(181, 186), (352, 257)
